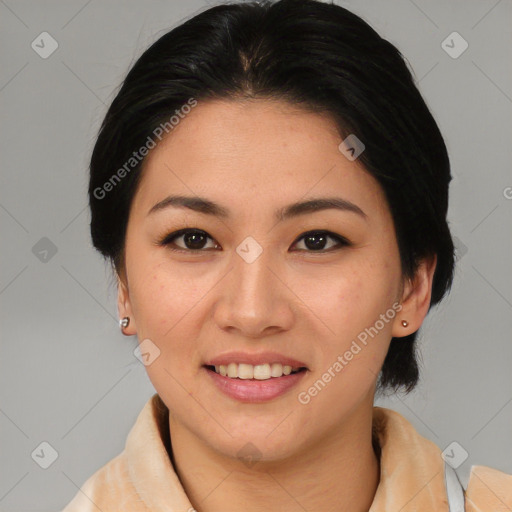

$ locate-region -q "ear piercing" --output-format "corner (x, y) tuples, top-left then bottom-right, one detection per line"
(401, 320), (408, 327)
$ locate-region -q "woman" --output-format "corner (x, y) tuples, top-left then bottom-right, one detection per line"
(62, 0), (512, 510)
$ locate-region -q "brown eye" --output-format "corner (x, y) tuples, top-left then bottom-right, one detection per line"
(160, 229), (218, 251)
(291, 230), (350, 252)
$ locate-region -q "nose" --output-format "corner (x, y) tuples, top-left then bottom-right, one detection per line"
(212, 244), (295, 338)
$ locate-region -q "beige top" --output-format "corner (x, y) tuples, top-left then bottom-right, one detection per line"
(61, 393), (512, 511)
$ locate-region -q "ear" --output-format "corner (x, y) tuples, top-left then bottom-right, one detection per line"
(117, 271), (137, 336)
(392, 254), (437, 338)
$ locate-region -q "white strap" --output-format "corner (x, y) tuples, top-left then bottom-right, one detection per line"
(444, 461), (465, 512)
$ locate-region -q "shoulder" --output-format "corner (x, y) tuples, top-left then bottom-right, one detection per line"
(59, 394), (166, 511)
(60, 451), (148, 511)
(465, 464), (512, 511)
(372, 407), (512, 511)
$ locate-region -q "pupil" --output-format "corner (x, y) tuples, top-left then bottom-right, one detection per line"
(305, 233), (326, 250)
(185, 232), (206, 249)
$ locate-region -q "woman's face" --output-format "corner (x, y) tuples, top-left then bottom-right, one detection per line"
(118, 98), (431, 462)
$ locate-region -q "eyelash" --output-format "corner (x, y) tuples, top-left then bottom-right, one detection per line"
(157, 228), (351, 254)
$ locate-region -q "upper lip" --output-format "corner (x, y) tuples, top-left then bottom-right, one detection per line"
(204, 351), (308, 369)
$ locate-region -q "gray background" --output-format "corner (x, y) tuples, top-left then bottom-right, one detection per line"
(0, 0), (511, 510)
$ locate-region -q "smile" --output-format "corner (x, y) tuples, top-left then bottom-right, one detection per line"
(208, 362), (304, 380)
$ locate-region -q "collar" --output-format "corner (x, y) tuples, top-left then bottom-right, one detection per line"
(125, 393), (449, 511)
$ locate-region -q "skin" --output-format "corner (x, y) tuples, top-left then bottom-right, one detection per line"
(117, 98), (437, 512)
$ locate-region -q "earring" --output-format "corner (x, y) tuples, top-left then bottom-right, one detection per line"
(401, 320), (409, 327)
(120, 317), (130, 330)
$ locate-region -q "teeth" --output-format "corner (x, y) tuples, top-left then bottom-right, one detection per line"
(211, 363), (301, 380)
(238, 363), (253, 379)
(227, 363), (238, 378)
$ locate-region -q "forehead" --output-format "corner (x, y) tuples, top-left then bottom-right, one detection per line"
(131, 98), (387, 222)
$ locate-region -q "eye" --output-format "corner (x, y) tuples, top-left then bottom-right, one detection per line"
(291, 230), (350, 252)
(158, 228), (350, 253)
(159, 228), (219, 252)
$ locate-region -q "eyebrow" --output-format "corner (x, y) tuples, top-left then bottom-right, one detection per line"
(147, 195), (367, 222)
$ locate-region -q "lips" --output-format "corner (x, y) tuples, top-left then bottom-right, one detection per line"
(201, 351), (309, 402)
(204, 365), (308, 402)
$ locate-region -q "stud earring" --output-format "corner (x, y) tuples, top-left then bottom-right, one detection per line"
(120, 317), (130, 330)
(401, 320), (409, 328)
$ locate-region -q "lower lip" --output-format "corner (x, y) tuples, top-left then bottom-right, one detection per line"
(204, 366), (308, 403)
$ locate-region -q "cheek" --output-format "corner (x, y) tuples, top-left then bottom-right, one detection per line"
(128, 267), (204, 392)
(130, 264), (199, 333)
(299, 258), (398, 384)
(304, 261), (394, 333)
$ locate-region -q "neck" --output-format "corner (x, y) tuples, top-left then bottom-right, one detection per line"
(168, 403), (381, 512)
